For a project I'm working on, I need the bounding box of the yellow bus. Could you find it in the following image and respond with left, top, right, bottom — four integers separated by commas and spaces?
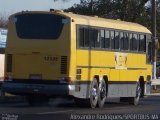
2, 10, 152, 108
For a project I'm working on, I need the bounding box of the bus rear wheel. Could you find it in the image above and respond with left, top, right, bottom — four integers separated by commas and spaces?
129, 82, 141, 105
98, 79, 106, 108
74, 79, 99, 108
89, 79, 99, 108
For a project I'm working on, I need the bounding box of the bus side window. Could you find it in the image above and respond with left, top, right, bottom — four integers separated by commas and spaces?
120, 32, 124, 50
139, 34, 146, 52
79, 27, 84, 47
129, 33, 133, 50
111, 31, 115, 49
124, 33, 129, 50
132, 34, 138, 51
105, 30, 110, 49
84, 28, 89, 48
100, 29, 105, 48
115, 31, 119, 49
90, 28, 95, 48
94, 29, 100, 48
78, 27, 89, 48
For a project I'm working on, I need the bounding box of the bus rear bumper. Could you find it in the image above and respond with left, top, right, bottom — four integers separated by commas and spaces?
2, 82, 71, 96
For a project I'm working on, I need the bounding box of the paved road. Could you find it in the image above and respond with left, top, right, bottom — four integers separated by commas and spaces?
0, 94, 160, 120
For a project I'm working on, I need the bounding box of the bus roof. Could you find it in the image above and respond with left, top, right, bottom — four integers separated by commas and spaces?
61, 12, 151, 34
10, 11, 151, 34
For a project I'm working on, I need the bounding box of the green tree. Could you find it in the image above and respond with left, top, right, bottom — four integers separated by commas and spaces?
0, 13, 8, 28
66, 0, 95, 15
67, 0, 160, 38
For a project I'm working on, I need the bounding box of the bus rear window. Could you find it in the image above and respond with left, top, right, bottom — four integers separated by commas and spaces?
15, 13, 66, 39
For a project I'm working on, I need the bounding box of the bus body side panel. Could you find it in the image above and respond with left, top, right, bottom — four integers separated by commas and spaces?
74, 49, 152, 98
71, 22, 152, 99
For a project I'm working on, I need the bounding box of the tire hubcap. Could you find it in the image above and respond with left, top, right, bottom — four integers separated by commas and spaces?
91, 87, 98, 100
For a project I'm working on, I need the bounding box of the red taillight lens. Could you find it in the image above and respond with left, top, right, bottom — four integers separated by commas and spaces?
4, 73, 12, 81
64, 77, 72, 83
60, 77, 72, 84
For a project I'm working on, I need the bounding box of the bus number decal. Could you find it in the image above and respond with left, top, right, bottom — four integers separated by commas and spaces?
44, 56, 58, 62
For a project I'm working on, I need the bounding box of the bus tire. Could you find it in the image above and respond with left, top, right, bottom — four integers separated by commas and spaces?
97, 79, 106, 108
89, 78, 99, 108
129, 82, 141, 105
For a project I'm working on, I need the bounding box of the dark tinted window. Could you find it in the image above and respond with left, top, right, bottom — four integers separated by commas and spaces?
77, 25, 147, 53
94, 29, 100, 48
105, 30, 110, 48
100, 30, 105, 48
121, 32, 129, 50
111, 31, 115, 49
78, 27, 89, 48
15, 14, 66, 39
120, 32, 124, 49
124, 33, 129, 50
90, 29, 95, 47
79, 28, 84, 47
139, 34, 146, 52
84, 28, 89, 47
132, 34, 138, 51
90, 29, 100, 48
115, 31, 119, 49
129, 33, 133, 50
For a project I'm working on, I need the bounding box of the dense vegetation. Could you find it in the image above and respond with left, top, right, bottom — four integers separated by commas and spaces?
67, 0, 160, 38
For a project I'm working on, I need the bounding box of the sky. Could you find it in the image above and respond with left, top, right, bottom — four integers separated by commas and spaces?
0, 0, 80, 17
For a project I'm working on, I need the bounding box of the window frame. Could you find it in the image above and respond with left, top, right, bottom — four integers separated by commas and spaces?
139, 34, 146, 52
77, 25, 90, 49
76, 24, 148, 54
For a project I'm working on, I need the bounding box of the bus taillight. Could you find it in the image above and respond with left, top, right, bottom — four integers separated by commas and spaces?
60, 77, 72, 84
4, 73, 12, 81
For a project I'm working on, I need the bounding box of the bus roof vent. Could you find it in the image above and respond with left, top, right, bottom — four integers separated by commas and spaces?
50, 9, 64, 13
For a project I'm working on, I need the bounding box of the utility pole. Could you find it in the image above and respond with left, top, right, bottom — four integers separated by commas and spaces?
152, 0, 157, 80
